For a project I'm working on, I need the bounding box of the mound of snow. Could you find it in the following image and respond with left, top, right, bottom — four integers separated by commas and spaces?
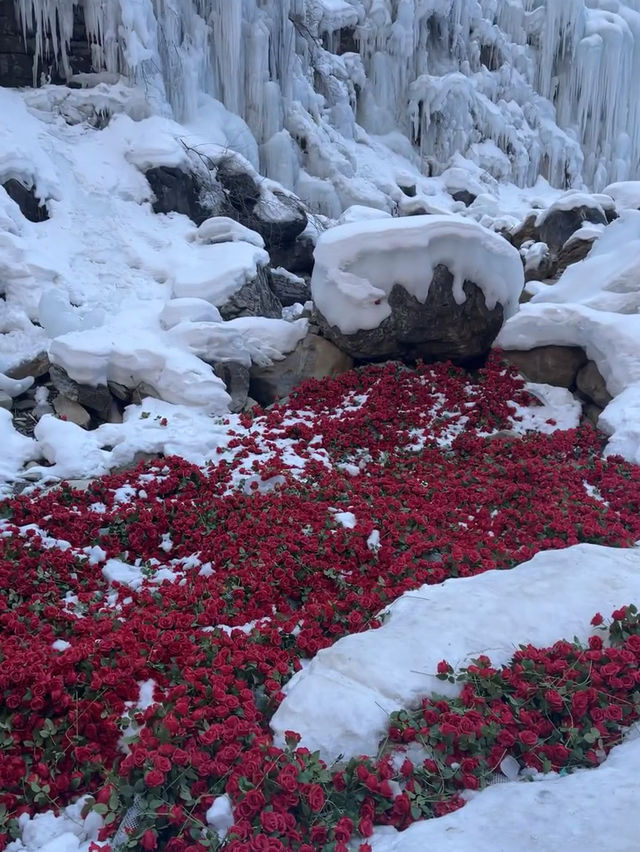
311, 215, 524, 336
271, 544, 640, 762
370, 732, 640, 852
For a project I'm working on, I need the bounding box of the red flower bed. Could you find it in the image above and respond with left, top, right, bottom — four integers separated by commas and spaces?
1, 356, 640, 850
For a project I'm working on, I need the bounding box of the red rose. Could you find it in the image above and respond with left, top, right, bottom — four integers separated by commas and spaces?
358, 817, 373, 838
497, 729, 515, 747
309, 826, 327, 845
590, 612, 604, 626
334, 817, 353, 843
604, 704, 623, 722
462, 773, 479, 790
306, 783, 325, 813
518, 730, 538, 747
544, 690, 564, 712
144, 769, 165, 787
139, 830, 158, 851
153, 755, 172, 773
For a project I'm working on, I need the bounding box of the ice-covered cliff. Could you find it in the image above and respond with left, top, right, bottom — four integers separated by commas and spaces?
9, 1, 640, 200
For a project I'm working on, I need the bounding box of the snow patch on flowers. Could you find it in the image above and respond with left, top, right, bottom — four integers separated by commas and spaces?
272, 544, 640, 761
370, 733, 640, 852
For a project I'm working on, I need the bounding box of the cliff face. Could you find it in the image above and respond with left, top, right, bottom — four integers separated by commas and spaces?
1, 1, 640, 195
0, 0, 91, 86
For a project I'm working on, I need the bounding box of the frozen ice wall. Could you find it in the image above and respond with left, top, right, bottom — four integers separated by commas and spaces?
10, 0, 640, 194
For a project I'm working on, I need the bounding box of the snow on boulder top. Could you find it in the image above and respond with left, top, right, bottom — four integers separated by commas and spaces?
311, 215, 524, 336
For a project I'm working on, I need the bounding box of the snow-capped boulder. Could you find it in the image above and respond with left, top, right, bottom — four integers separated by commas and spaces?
216, 267, 283, 321
267, 268, 311, 308
145, 164, 230, 225
312, 216, 524, 364
535, 192, 614, 251
216, 155, 308, 251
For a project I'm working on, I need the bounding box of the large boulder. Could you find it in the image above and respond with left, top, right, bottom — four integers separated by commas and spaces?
501, 345, 587, 388
145, 165, 229, 225
249, 333, 353, 406
534, 192, 614, 252
216, 156, 308, 252
312, 215, 523, 364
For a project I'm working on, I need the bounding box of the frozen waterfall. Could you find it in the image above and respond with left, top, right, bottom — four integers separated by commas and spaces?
11, 0, 640, 195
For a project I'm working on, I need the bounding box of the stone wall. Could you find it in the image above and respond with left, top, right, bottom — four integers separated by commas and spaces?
0, 0, 92, 88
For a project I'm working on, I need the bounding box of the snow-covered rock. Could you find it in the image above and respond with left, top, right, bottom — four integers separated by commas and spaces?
312, 215, 523, 363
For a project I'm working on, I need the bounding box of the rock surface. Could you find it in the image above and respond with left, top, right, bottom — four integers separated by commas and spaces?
576, 360, 612, 409
217, 267, 283, 321
537, 204, 608, 252
49, 365, 113, 421
249, 334, 353, 406
317, 265, 506, 364
501, 346, 587, 388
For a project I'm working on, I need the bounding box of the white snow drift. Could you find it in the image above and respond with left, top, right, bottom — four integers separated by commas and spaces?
271, 544, 640, 761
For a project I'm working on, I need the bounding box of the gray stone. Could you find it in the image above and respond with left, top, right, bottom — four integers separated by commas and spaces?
108, 381, 130, 402
246, 192, 308, 251
53, 395, 91, 428
576, 360, 612, 408
269, 235, 316, 275
218, 266, 283, 320
213, 361, 250, 413
555, 236, 596, 276
215, 157, 308, 251
145, 165, 229, 226
268, 268, 311, 307
451, 189, 477, 207
6, 352, 50, 380
582, 402, 604, 428
316, 265, 505, 364
502, 346, 587, 387
510, 213, 540, 249
130, 382, 161, 405
537, 205, 607, 252
249, 333, 353, 406
49, 365, 113, 420
0, 391, 12, 410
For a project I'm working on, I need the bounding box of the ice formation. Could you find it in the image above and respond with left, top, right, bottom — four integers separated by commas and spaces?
311, 215, 524, 335
11, 0, 640, 195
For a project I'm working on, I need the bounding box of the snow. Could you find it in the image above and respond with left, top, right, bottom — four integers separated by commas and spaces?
271, 544, 640, 762
312, 215, 524, 335
206, 795, 234, 840
370, 732, 640, 852
498, 211, 640, 463
604, 180, 640, 210
0, 410, 38, 491
508, 383, 582, 434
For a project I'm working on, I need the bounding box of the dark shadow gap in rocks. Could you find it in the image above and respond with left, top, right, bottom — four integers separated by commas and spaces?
2, 179, 49, 221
